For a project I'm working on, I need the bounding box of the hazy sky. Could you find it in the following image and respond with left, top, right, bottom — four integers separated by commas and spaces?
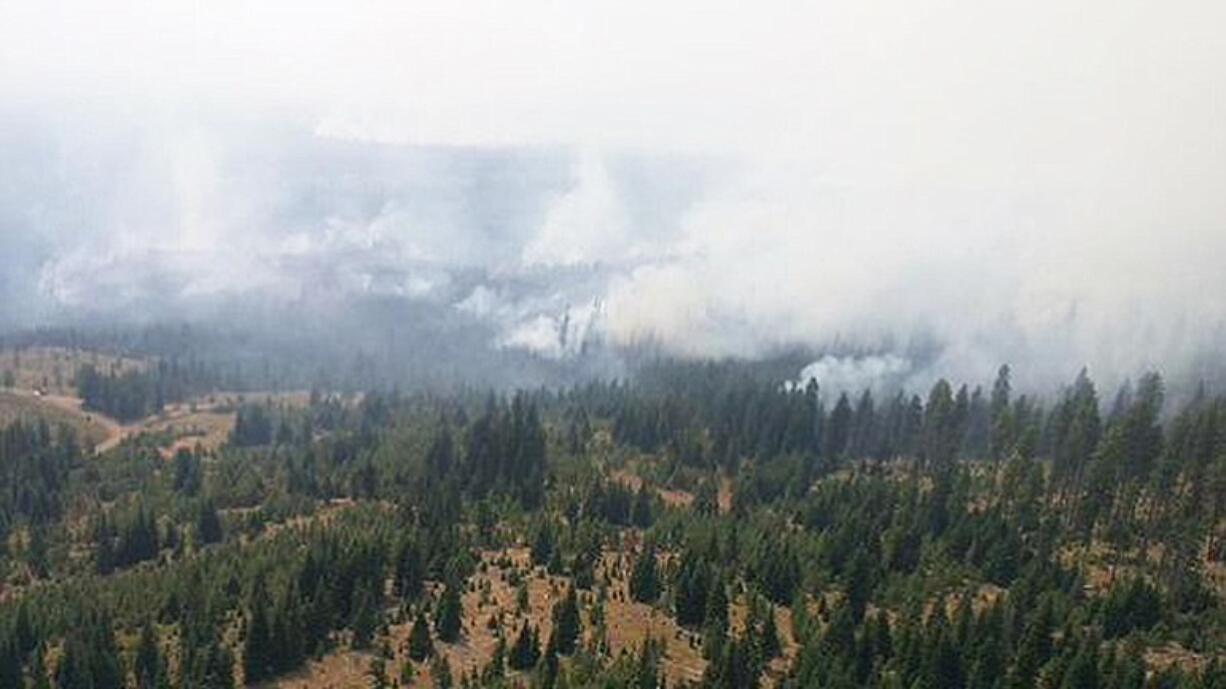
2, 0, 1225, 391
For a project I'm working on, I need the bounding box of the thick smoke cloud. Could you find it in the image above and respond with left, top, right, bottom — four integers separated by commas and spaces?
2, 1, 1225, 394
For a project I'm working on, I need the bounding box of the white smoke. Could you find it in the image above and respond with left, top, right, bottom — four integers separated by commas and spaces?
796, 355, 913, 399
523, 148, 636, 268
3, 0, 1226, 392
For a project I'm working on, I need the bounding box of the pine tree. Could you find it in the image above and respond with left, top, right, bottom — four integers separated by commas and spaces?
674, 550, 710, 628
531, 521, 555, 568
244, 599, 274, 682
201, 637, 236, 689
703, 575, 731, 659
135, 619, 169, 689
845, 548, 874, 623
1060, 640, 1100, 689
629, 542, 660, 604
537, 633, 560, 689
990, 365, 1014, 460
552, 586, 581, 655
509, 621, 541, 671
197, 499, 224, 545
759, 604, 781, 661
436, 581, 463, 643
395, 537, 426, 600
409, 611, 435, 661
0, 636, 21, 689
351, 584, 379, 649
1009, 598, 1054, 689
632, 486, 654, 528
827, 393, 854, 459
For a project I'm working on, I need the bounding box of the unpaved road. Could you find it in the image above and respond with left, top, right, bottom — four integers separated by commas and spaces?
9, 389, 136, 454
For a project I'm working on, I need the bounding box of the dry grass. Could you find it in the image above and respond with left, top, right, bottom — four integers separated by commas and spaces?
611, 468, 696, 510
1145, 643, 1212, 675
258, 651, 376, 689
595, 549, 708, 687
145, 410, 236, 458
260, 544, 720, 689
0, 391, 111, 447
0, 346, 146, 397
78, 389, 312, 456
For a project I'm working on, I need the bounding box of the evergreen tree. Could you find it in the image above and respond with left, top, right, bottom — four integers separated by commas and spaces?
395, 536, 426, 600
436, 581, 464, 643
1009, 598, 1054, 689
409, 610, 435, 661
759, 603, 781, 661
244, 600, 274, 682
350, 583, 380, 649
827, 393, 854, 459
509, 621, 541, 671
990, 365, 1014, 460
552, 586, 581, 656
0, 636, 21, 689
134, 619, 169, 689
200, 636, 236, 689
1060, 640, 1100, 689
629, 542, 660, 604
197, 500, 224, 545
531, 520, 555, 568
674, 549, 711, 628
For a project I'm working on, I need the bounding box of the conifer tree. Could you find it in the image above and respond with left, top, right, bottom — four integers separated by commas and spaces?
436, 581, 464, 643
244, 596, 274, 682
552, 586, 581, 655
509, 621, 541, 671
395, 537, 425, 600
409, 610, 435, 661
629, 542, 660, 604
135, 619, 169, 689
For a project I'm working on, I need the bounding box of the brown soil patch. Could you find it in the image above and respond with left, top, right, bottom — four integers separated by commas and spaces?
264, 544, 712, 689
0, 391, 111, 448
0, 346, 147, 397
1145, 643, 1212, 675
611, 468, 696, 510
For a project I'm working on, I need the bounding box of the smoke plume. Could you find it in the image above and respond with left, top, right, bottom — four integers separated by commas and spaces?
2, 0, 1225, 393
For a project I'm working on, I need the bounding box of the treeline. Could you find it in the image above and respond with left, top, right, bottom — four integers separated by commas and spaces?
76, 359, 220, 422
0, 505, 472, 688
2, 360, 1226, 688
0, 420, 79, 528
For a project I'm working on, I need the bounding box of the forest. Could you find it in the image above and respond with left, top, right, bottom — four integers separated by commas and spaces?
1, 351, 1225, 689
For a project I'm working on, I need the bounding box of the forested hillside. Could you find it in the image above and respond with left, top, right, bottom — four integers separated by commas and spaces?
1, 359, 1225, 689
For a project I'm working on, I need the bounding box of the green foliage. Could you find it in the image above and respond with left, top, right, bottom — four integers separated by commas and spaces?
552, 586, 581, 656
409, 610, 435, 661
629, 541, 660, 604
509, 620, 542, 671
435, 580, 463, 643
1101, 578, 1161, 639
1, 360, 1224, 689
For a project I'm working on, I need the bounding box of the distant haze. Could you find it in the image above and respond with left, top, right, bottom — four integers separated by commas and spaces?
2, 1, 1225, 394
